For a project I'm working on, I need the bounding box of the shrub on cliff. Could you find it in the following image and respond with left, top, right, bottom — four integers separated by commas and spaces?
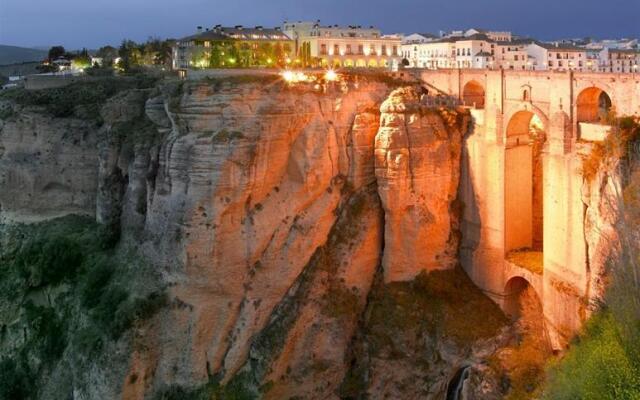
543, 312, 640, 400
0, 215, 165, 399
0, 75, 158, 120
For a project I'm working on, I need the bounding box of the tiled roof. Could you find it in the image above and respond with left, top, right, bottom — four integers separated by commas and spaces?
536, 42, 586, 51
179, 27, 291, 42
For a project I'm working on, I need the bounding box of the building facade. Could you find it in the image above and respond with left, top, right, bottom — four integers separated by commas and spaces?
282, 21, 402, 68
172, 25, 294, 69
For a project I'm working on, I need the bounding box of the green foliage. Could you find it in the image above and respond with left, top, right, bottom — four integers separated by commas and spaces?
47, 46, 66, 61
0, 216, 165, 399
15, 236, 83, 288
0, 356, 34, 400
0, 76, 157, 119
543, 313, 640, 400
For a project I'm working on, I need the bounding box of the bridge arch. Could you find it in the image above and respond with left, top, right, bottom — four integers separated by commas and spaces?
576, 86, 613, 124
462, 80, 485, 109
504, 110, 546, 256
504, 276, 541, 320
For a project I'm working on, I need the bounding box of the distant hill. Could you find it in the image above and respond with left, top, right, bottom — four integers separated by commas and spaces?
0, 45, 47, 66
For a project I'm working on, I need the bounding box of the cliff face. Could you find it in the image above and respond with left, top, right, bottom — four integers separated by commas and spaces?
375, 88, 466, 282
0, 78, 496, 400
0, 101, 99, 223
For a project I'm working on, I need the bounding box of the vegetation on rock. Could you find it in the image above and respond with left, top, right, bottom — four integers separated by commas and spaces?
544, 117, 640, 399
0, 76, 157, 120
0, 216, 165, 400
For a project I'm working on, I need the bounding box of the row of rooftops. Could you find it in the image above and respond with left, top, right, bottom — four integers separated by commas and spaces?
176, 22, 639, 55
403, 31, 639, 53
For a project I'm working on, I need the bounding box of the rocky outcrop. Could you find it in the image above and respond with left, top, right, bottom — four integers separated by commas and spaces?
375, 87, 469, 282
125, 79, 392, 394
0, 80, 496, 400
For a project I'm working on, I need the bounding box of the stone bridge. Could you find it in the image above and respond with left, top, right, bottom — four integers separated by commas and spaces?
415, 69, 640, 347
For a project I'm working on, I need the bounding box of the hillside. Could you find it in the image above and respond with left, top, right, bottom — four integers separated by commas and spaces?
0, 44, 47, 65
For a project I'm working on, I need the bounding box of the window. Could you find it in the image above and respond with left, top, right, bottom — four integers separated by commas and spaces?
334, 44, 339, 55
346, 44, 352, 54
358, 44, 364, 55
320, 44, 327, 55
392, 45, 397, 55
382, 45, 387, 55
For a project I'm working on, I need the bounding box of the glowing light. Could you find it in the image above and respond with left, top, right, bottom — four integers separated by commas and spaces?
267, 58, 273, 64
281, 70, 310, 83
285, 57, 291, 64
324, 69, 338, 81
228, 58, 236, 64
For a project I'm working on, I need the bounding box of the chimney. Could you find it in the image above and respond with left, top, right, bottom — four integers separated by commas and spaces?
197, 26, 203, 33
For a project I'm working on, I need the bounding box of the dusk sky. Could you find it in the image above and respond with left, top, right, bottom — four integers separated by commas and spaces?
1, 0, 639, 49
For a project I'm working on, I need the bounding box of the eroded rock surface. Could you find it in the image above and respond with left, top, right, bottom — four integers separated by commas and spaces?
375, 87, 469, 282
0, 80, 505, 400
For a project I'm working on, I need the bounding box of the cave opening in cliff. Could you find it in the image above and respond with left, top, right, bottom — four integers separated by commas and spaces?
504, 111, 545, 273
462, 80, 485, 109
576, 86, 612, 125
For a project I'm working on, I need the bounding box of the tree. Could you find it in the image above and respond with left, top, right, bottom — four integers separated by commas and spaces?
71, 48, 91, 70
97, 46, 118, 67
117, 40, 142, 72
48, 46, 66, 61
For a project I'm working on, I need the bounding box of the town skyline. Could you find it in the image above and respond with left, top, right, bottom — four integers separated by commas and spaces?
1, 0, 639, 50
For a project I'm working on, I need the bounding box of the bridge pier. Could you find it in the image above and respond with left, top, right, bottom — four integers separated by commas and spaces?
416, 68, 640, 347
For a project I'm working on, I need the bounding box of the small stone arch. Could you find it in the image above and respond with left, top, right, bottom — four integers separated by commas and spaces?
368, 59, 378, 68
576, 86, 613, 124
356, 59, 367, 68
462, 80, 485, 109
343, 59, 354, 68
504, 276, 541, 319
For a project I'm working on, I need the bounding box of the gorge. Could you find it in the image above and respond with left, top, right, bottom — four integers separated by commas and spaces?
0, 70, 638, 399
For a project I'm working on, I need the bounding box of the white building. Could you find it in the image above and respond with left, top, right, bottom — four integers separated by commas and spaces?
600, 48, 640, 73
282, 21, 402, 69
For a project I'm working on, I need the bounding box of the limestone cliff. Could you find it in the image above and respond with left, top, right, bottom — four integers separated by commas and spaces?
0, 78, 503, 400
375, 87, 467, 282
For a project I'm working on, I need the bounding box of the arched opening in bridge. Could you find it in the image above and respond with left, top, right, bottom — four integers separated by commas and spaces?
462, 80, 485, 109
504, 111, 545, 272
502, 276, 552, 387
577, 87, 612, 124
504, 277, 538, 319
